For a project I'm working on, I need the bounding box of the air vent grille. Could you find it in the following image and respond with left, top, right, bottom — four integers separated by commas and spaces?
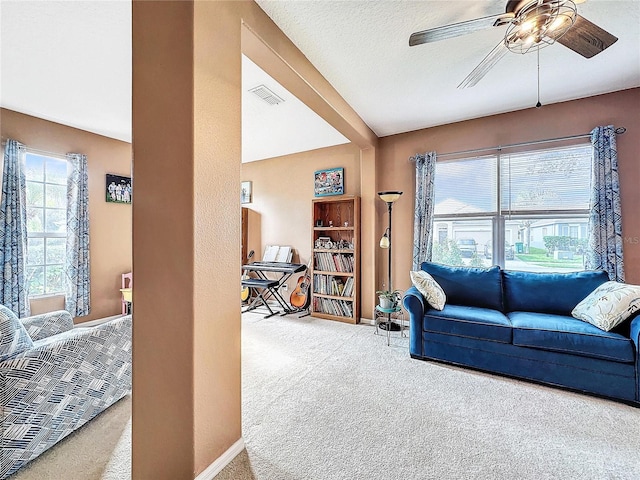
248, 84, 284, 106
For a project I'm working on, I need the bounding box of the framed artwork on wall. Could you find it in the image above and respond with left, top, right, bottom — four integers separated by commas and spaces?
106, 174, 132, 204
241, 181, 252, 204
314, 167, 344, 197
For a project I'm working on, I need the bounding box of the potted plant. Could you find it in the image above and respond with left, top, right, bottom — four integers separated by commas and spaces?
376, 289, 402, 309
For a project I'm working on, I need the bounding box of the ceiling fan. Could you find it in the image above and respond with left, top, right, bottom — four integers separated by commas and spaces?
409, 0, 618, 88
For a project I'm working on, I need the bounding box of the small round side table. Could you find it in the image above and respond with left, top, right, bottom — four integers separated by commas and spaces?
374, 305, 406, 346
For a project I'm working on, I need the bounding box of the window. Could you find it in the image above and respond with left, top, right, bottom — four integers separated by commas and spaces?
432, 144, 592, 272
25, 153, 68, 295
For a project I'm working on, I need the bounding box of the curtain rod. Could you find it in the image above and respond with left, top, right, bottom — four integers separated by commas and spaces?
413, 126, 627, 161
1, 139, 69, 160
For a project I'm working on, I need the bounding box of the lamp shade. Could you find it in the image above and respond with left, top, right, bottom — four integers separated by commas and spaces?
380, 234, 390, 249
378, 191, 403, 203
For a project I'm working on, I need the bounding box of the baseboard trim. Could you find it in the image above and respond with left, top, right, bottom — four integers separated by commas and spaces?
360, 317, 375, 326
195, 438, 245, 480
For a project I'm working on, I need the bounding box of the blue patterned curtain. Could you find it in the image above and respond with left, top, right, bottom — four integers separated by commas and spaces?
0, 140, 30, 317
411, 151, 437, 270
65, 153, 90, 316
586, 125, 624, 282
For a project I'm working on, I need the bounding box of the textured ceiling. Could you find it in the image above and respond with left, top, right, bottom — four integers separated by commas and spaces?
2, 1, 639, 159
242, 56, 348, 163
1, 0, 132, 142
256, 0, 640, 136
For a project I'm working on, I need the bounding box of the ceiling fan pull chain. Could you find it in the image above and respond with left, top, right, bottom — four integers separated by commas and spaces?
536, 46, 542, 108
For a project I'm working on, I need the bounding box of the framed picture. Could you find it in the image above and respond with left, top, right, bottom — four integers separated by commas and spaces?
241, 181, 252, 204
314, 167, 344, 197
106, 174, 132, 204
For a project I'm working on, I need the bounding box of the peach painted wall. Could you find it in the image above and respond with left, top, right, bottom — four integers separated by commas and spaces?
241, 142, 360, 271
377, 87, 640, 292
132, 1, 197, 478
1, 108, 132, 323
132, 0, 380, 476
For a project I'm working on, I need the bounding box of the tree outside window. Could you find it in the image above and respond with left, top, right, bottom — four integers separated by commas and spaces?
25, 153, 68, 295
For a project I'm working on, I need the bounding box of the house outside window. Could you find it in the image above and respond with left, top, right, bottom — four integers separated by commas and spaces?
25, 153, 68, 295
431, 143, 592, 272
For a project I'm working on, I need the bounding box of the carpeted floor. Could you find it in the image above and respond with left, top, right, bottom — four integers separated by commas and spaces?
9, 311, 640, 479
218, 312, 640, 479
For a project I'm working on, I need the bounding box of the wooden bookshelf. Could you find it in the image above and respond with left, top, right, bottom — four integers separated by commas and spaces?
311, 196, 360, 324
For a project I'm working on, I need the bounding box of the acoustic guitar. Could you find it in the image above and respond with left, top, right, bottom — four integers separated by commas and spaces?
241, 250, 255, 303
290, 261, 312, 309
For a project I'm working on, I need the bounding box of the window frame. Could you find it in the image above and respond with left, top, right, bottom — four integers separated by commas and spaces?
432, 143, 591, 270
24, 152, 68, 297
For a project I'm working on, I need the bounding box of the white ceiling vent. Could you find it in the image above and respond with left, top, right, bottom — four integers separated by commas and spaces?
248, 84, 285, 106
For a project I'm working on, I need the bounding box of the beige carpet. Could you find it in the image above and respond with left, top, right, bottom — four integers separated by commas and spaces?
8, 311, 640, 479
9, 395, 131, 480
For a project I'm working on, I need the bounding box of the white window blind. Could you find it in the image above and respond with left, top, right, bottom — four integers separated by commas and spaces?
500, 144, 592, 213
434, 155, 497, 215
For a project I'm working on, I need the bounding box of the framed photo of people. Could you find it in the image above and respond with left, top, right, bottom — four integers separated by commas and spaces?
314, 167, 344, 197
106, 174, 132, 204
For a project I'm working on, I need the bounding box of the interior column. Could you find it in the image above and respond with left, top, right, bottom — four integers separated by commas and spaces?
132, 1, 241, 478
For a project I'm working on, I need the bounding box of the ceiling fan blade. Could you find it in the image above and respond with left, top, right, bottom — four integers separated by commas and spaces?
458, 40, 509, 89
409, 12, 514, 46
557, 14, 618, 58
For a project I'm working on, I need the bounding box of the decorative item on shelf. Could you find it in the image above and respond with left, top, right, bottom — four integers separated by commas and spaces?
315, 236, 332, 249
315, 219, 323, 227
337, 239, 351, 250
378, 190, 403, 332
314, 167, 344, 197
376, 289, 403, 310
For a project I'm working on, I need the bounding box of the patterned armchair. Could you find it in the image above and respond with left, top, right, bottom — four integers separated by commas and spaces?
0, 306, 132, 478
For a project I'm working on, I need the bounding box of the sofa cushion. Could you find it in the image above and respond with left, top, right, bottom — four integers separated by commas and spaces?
423, 304, 512, 343
410, 270, 446, 310
509, 311, 635, 363
421, 262, 503, 311
0, 305, 34, 362
572, 281, 640, 332
503, 270, 609, 315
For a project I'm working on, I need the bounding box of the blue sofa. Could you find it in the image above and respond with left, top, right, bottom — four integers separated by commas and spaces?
403, 262, 640, 405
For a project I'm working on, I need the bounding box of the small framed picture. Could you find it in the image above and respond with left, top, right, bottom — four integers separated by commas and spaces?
106, 174, 132, 204
241, 181, 252, 204
314, 167, 344, 197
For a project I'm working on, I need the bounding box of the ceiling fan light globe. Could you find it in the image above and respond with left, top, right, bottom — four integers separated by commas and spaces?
549, 15, 568, 31
505, 0, 577, 54
520, 19, 535, 32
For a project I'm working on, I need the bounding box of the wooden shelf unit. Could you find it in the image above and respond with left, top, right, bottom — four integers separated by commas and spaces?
311, 196, 360, 324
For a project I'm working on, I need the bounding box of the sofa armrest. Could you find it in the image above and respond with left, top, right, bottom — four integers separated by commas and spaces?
403, 286, 426, 356
631, 315, 640, 353
19, 310, 74, 341
403, 286, 425, 317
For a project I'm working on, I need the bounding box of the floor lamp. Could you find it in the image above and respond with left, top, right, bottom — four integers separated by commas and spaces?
378, 190, 403, 331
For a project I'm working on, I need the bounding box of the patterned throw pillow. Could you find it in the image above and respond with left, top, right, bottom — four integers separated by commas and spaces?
410, 270, 446, 311
571, 281, 640, 332
0, 305, 34, 362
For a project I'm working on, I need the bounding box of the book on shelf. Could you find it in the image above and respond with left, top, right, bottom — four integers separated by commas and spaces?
314, 251, 354, 273
313, 274, 354, 298
312, 297, 354, 318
